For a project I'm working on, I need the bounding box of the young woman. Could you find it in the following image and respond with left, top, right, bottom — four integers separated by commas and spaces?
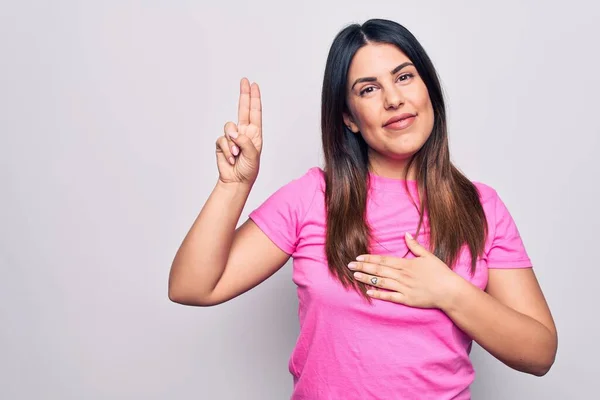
168, 19, 557, 400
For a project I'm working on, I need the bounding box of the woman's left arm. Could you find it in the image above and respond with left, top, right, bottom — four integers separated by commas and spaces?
350, 233, 558, 376
440, 267, 557, 376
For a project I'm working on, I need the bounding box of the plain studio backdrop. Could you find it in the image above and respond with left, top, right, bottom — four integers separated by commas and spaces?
1, 1, 598, 399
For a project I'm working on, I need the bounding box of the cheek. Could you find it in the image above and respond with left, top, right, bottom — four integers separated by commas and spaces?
351, 102, 380, 130
412, 84, 432, 112
413, 88, 434, 133
422, 98, 434, 131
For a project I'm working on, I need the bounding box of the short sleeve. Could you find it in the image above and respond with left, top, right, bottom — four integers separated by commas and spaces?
248, 167, 321, 255
485, 189, 533, 269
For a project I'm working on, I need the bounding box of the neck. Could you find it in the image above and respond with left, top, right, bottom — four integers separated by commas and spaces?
368, 151, 416, 180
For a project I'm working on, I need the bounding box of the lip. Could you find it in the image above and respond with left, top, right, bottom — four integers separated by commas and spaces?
383, 113, 417, 128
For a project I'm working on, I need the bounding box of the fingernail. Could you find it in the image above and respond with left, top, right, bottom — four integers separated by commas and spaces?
348, 262, 358, 270
405, 232, 413, 240
353, 272, 363, 279
232, 145, 239, 156
229, 156, 235, 165
229, 131, 238, 139
366, 290, 374, 296
356, 256, 365, 261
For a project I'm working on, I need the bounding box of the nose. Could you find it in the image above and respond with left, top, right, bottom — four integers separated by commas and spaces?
384, 86, 404, 110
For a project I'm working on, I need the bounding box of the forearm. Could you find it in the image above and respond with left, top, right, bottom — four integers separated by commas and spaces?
440, 277, 557, 376
169, 180, 252, 301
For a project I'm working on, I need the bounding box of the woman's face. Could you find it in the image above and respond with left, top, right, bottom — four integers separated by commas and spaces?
344, 43, 434, 176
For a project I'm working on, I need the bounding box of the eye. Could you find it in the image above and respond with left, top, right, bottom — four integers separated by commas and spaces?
359, 86, 377, 96
397, 73, 415, 82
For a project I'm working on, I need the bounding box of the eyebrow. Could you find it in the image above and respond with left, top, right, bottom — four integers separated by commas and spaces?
350, 62, 414, 90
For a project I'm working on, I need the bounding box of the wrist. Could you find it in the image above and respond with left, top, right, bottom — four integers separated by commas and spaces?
438, 272, 469, 313
216, 178, 253, 191
215, 179, 254, 198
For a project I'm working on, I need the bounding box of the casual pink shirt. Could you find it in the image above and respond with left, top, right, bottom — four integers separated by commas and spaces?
249, 167, 532, 400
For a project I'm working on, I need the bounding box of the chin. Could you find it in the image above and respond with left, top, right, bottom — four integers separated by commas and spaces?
387, 141, 425, 158
378, 147, 418, 161
366, 134, 428, 160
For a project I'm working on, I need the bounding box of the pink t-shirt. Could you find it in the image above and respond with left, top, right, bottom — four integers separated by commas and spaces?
249, 167, 532, 400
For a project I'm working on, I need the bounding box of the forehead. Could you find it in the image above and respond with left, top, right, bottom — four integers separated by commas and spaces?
348, 43, 411, 78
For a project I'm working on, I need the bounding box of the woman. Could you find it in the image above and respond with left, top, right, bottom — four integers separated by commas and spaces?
168, 19, 557, 399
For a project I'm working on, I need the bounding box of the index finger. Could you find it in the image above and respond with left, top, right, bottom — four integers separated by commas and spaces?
356, 254, 406, 268
249, 82, 262, 130
238, 78, 251, 126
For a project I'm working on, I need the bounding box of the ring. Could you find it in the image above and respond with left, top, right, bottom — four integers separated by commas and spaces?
370, 277, 378, 285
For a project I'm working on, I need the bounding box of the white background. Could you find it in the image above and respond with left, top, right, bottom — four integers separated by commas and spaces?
1, 1, 598, 398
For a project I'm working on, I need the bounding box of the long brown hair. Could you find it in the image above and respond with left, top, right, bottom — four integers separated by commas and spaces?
321, 19, 488, 301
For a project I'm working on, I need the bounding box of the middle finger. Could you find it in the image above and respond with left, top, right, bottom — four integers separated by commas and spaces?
348, 261, 401, 279
352, 272, 400, 292
238, 78, 251, 126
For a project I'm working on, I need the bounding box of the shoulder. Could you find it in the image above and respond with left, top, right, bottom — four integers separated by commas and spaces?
472, 181, 499, 203
277, 166, 324, 195
257, 166, 324, 210
471, 181, 531, 264
471, 181, 503, 221
249, 167, 324, 254
472, 181, 507, 212
471, 181, 518, 228
297, 166, 325, 186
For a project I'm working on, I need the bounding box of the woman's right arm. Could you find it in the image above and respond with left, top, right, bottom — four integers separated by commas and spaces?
168, 78, 289, 306
168, 181, 289, 306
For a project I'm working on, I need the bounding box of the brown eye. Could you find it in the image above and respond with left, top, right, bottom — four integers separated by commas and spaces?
359, 86, 376, 96
398, 73, 414, 82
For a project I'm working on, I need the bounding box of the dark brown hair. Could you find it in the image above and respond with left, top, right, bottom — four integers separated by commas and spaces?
321, 19, 488, 301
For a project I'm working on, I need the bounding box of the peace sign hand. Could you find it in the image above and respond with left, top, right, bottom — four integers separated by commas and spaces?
215, 78, 263, 185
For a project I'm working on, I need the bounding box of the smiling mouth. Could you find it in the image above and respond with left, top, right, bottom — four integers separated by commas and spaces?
384, 115, 416, 130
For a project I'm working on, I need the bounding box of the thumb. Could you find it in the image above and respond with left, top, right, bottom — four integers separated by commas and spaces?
404, 232, 428, 257
229, 131, 259, 160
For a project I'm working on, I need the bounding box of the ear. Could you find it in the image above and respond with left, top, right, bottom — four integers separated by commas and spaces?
342, 112, 360, 133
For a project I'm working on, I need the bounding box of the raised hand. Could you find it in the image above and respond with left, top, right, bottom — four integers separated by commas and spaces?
215, 78, 263, 185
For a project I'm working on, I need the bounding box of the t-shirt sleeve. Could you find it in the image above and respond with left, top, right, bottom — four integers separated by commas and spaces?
484, 187, 533, 269
248, 167, 321, 255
